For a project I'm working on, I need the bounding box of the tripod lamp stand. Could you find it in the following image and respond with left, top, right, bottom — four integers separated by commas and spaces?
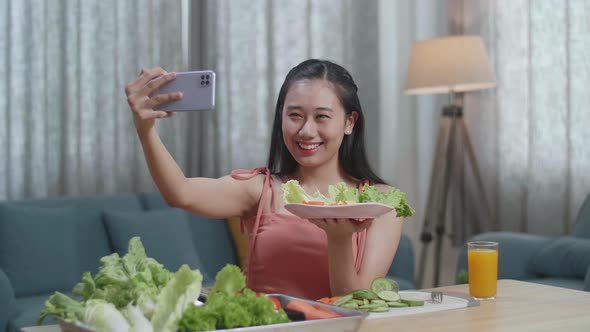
404, 36, 496, 287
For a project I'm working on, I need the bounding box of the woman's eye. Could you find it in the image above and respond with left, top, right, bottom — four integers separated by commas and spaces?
289, 113, 302, 118
317, 114, 330, 119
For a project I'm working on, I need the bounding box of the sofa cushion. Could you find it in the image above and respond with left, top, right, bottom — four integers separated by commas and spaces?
103, 209, 210, 281
573, 194, 590, 239
12, 192, 143, 212
139, 192, 239, 279
0, 203, 97, 297
0, 268, 16, 332
530, 236, 590, 278
11, 193, 143, 276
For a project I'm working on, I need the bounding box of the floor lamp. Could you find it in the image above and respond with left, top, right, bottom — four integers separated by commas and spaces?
404, 36, 497, 288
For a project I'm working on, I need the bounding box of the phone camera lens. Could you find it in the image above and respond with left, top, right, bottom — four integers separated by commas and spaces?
206, 74, 210, 79
206, 81, 210, 86
200, 81, 205, 86
201, 75, 205, 79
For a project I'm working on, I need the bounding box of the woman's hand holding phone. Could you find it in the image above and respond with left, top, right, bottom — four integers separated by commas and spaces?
124, 67, 182, 134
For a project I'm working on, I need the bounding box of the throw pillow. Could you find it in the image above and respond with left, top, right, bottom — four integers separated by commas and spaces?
103, 209, 209, 280
0, 203, 84, 296
530, 236, 590, 278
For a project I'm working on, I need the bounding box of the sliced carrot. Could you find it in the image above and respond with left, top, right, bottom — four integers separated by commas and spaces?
302, 201, 325, 205
269, 297, 281, 310
317, 297, 331, 304
286, 299, 340, 320
328, 296, 342, 304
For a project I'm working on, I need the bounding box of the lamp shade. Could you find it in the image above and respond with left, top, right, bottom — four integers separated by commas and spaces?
404, 36, 496, 95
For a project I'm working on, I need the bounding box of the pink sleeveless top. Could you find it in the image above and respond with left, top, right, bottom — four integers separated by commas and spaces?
231, 167, 367, 300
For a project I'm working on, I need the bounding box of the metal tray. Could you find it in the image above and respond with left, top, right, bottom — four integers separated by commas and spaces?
59, 293, 368, 332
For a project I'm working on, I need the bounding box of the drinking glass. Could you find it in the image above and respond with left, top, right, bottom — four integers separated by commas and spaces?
467, 241, 498, 300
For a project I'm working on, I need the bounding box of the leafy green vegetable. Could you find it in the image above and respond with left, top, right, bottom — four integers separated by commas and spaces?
82, 300, 131, 332
282, 180, 314, 203
207, 264, 245, 299
178, 265, 289, 331
39, 239, 290, 332
122, 303, 153, 332
328, 182, 360, 204
282, 180, 415, 217
38, 237, 202, 332
151, 265, 203, 332
77, 237, 172, 312
38, 292, 85, 325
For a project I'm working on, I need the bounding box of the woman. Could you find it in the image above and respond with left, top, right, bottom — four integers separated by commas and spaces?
124, 59, 406, 300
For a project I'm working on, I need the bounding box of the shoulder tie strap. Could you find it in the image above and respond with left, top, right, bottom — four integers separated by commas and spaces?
230, 167, 272, 283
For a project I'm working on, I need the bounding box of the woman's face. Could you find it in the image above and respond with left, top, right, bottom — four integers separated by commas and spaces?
281, 79, 357, 169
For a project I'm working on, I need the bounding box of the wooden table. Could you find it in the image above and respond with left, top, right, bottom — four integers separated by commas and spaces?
23, 280, 590, 332
359, 279, 590, 332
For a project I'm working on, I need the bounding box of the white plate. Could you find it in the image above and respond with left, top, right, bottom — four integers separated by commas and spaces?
284, 203, 394, 220
365, 291, 474, 320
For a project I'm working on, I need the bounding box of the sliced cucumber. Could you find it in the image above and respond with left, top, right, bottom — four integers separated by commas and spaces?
368, 306, 389, 312
358, 303, 389, 312
341, 302, 359, 309
350, 289, 379, 300
371, 277, 400, 293
333, 294, 353, 306
401, 298, 425, 307
387, 301, 408, 308
377, 290, 401, 302
370, 299, 386, 305
351, 299, 365, 305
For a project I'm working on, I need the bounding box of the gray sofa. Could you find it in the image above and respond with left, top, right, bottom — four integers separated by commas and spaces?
0, 191, 416, 332
457, 194, 590, 291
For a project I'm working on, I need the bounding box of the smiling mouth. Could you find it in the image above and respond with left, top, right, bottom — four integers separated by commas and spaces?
297, 142, 322, 150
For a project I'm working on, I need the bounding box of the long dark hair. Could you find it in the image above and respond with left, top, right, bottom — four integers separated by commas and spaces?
267, 59, 386, 184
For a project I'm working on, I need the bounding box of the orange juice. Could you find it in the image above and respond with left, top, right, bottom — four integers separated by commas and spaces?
467, 245, 498, 299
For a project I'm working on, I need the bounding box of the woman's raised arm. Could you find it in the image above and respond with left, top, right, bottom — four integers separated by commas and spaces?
125, 67, 261, 219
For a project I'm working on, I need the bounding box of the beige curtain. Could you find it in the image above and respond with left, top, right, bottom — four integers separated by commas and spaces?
1, 0, 383, 201
0, 0, 188, 200
202, 0, 382, 176
453, 0, 590, 236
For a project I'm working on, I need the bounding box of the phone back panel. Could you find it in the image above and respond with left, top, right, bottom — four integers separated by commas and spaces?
155, 70, 216, 112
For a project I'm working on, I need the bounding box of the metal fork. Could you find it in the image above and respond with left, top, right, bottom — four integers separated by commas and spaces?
431, 291, 443, 304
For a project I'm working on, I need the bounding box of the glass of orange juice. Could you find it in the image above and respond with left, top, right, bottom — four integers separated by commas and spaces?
467, 241, 498, 300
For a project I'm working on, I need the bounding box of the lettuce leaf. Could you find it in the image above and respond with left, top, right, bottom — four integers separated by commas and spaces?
207, 264, 245, 299
82, 300, 130, 332
150, 264, 203, 332
328, 182, 359, 204
282, 180, 315, 203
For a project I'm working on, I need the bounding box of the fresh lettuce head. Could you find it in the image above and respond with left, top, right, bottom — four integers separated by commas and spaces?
77, 237, 172, 311
179, 265, 289, 331
39, 236, 198, 332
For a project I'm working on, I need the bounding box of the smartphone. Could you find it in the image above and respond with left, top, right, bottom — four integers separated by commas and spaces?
155, 70, 216, 112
